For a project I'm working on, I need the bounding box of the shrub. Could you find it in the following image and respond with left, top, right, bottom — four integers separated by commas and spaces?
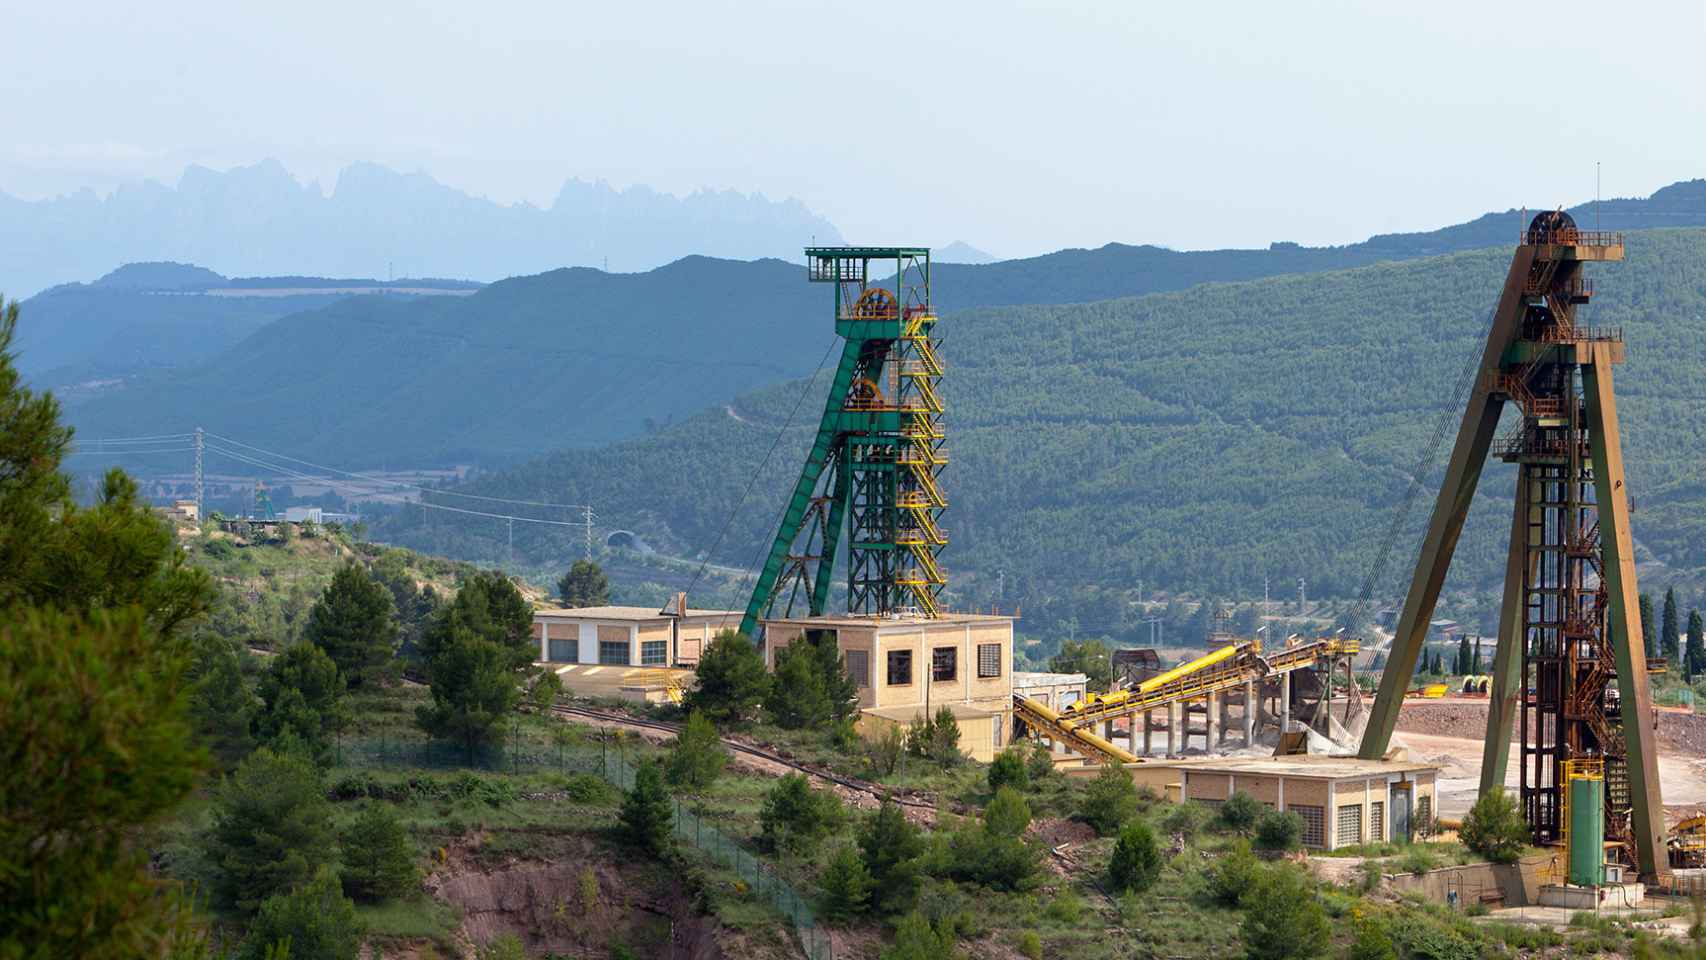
1399, 846, 1439, 876
665, 710, 727, 791
906, 707, 964, 768
1253, 810, 1304, 853
1162, 801, 1208, 840
619, 760, 674, 853
1347, 917, 1398, 960
1220, 791, 1263, 833
238, 867, 364, 960
1240, 864, 1329, 960
866, 723, 905, 777
563, 772, 619, 805
942, 787, 1043, 891
818, 844, 872, 921
1107, 819, 1163, 893
340, 804, 418, 903
477, 933, 526, 960
760, 773, 844, 854
1077, 761, 1138, 835
880, 910, 958, 960
988, 748, 1030, 792
1016, 930, 1043, 960
1459, 787, 1528, 864
1025, 742, 1057, 782
1206, 840, 1262, 906
1043, 889, 1084, 924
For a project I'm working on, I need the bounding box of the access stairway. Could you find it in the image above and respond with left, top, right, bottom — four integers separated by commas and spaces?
1012, 637, 1361, 765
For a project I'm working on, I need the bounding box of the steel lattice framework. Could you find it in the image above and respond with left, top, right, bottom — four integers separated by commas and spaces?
1359, 213, 1666, 881
739, 247, 945, 638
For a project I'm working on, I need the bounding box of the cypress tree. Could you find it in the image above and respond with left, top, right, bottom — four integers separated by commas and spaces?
1639, 593, 1657, 658
1687, 610, 1705, 681
1664, 589, 1682, 665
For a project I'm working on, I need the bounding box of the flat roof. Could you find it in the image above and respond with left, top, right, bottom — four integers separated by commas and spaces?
865, 702, 999, 722
1142, 755, 1438, 780
1013, 671, 1089, 688
536, 605, 741, 622
762, 612, 1013, 629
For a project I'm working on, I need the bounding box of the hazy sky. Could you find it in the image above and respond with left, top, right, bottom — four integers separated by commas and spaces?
6, 1, 1704, 259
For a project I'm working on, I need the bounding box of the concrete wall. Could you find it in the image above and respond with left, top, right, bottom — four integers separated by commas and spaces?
1381, 853, 1552, 908
857, 710, 998, 763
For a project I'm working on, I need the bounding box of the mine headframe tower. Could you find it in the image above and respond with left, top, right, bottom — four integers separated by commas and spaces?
738, 247, 945, 640
1359, 213, 1666, 881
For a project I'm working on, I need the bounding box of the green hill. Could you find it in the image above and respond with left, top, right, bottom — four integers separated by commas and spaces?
371, 230, 1706, 637
58, 180, 1706, 468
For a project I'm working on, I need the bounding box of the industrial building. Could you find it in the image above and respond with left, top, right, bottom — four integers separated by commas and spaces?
1117, 755, 1441, 850
763, 612, 1015, 761
533, 605, 739, 667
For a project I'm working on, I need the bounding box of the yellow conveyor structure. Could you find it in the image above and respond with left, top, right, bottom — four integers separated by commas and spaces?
1011, 637, 1360, 765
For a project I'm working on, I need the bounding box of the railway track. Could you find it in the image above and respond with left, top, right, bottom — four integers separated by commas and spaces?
550, 704, 938, 812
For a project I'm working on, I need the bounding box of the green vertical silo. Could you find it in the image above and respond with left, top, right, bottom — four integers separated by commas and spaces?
1568, 776, 1604, 886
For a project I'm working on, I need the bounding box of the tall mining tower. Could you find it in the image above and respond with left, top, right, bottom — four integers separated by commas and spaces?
1359, 213, 1666, 880
738, 247, 945, 639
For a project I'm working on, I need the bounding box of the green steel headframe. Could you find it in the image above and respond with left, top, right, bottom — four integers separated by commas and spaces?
738, 247, 946, 639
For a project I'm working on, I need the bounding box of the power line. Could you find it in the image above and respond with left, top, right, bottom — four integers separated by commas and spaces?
201, 431, 590, 510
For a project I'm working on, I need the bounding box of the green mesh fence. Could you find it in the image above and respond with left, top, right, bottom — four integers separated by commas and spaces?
601, 751, 834, 960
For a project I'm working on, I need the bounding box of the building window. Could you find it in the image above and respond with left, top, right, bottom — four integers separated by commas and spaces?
548, 638, 577, 663
978, 643, 1002, 678
1416, 795, 1433, 836
887, 650, 912, 686
1335, 804, 1363, 849
641, 640, 667, 666
845, 650, 870, 688
599, 641, 630, 665
1291, 805, 1326, 848
932, 647, 957, 682
993, 714, 1004, 747
1370, 801, 1385, 842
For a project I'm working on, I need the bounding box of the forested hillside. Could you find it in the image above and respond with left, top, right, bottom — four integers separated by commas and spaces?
60, 179, 1706, 468
374, 230, 1706, 636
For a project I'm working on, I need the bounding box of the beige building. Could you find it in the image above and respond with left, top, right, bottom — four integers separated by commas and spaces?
763, 612, 1015, 761
534, 605, 741, 669
1115, 755, 1440, 849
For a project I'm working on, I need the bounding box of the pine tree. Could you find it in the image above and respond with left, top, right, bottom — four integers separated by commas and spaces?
256, 640, 349, 763
1241, 864, 1330, 960
818, 844, 871, 921
620, 760, 674, 853
340, 805, 418, 903
415, 629, 520, 757
238, 867, 364, 960
557, 559, 611, 607
665, 709, 727, 791
419, 571, 534, 670
1663, 588, 1682, 665
1687, 610, 1705, 681
190, 633, 259, 768
205, 745, 338, 912
682, 630, 770, 725
1107, 818, 1163, 893
303, 563, 398, 687
858, 797, 925, 915
1640, 593, 1657, 658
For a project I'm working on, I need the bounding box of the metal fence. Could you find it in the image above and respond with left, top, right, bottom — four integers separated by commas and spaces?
337, 733, 833, 960
600, 750, 834, 960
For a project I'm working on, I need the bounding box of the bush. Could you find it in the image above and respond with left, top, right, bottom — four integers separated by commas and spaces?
1107, 819, 1163, 893
988, 748, 1030, 792
906, 707, 964, 768
1205, 840, 1262, 906
665, 710, 727, 791
942, 787, 1043, 891
681, 631, 770, 725
818, 844, 872, 921
1221, 791, 1263, 833
238, 867, 364, 960
619, 760, 673, 853
1347, 917, 1398, 960
1077, 762, 1138, 835
1240, 864, 1329, 960
881, 910, 958, 960
1459, 787, 1528, 864
866, 723, 905, 777
1043, 889, 1084, 924
1253, 810, 1304, 853
340, 804, 418, 903
1161, 801, 1208, 840
1399, 846, 1439, 876
760, 773, 844, 854
1025, 742, 1057, 782
563, 772, 619, 805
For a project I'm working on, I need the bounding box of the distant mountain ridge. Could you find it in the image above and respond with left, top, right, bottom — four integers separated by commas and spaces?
51, 177, 1706, 470
0, 159, 844, 297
